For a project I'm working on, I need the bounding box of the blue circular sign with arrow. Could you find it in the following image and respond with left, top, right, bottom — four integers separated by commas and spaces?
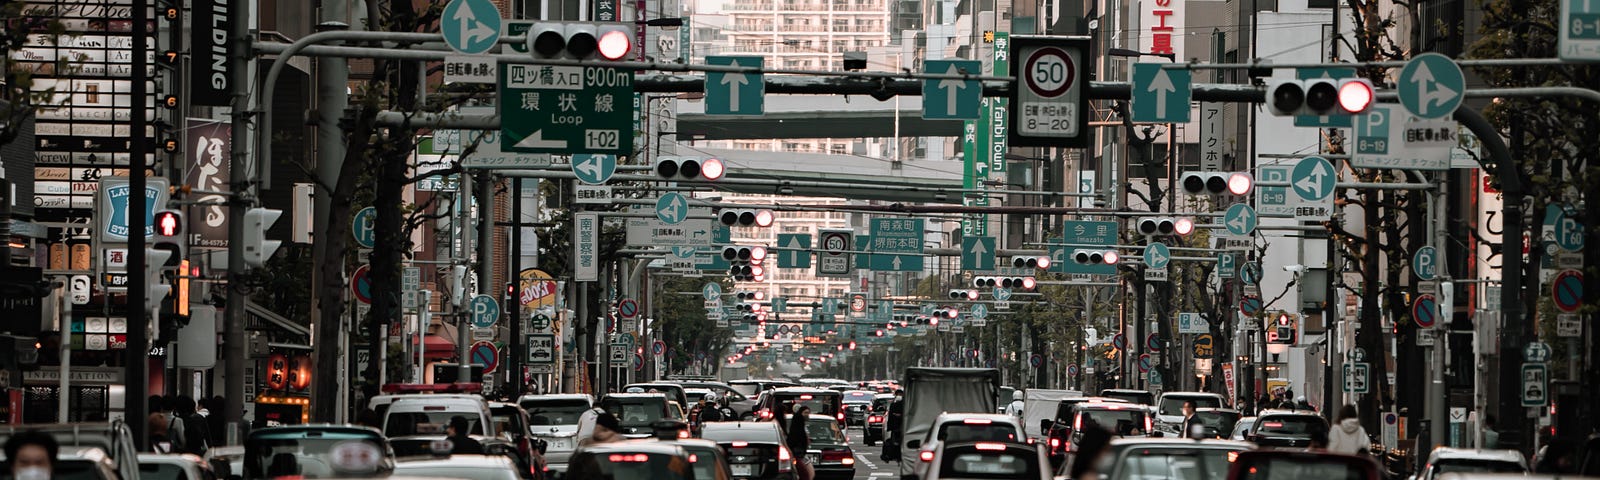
1292, 156, 1336, 203
1397, 53, 1464, 120
571, 154, 617, 185
1224, 203, 1257, 237
656, 192, 688, 224
441, 0, 502, 55
1144, 242, 1171, 269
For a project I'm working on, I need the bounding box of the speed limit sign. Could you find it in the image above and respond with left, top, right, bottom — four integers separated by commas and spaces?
1009, 35, 1090, 147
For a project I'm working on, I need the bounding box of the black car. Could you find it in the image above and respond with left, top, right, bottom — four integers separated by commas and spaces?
864, 394, 893, 446
1188, 408, 1242, 439
598, 393, 672, 438
1042, 397, 1129, 468
489, 401, 547, 478
1059, 437, 1254, 480
1245, 410, 1330, 449
699, 421, 796, 480
1099, 388, 1154, 406
804, 417, 856, 480
565, 441, 696, 480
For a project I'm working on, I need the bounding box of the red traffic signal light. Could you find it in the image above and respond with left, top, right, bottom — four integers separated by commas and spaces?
1337, 79, 1375, 114
155, 210, 183, 238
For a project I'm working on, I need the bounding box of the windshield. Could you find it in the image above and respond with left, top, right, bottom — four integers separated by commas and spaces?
1255, 416, 1325, 436
601, 398, 667, 427
939, 450, 1039, 480
1079, 409, 1149, 436
245, 436, 389, 479
384, 411, 484, 437
1434, 459, 1525, 474
140, 463, 190, 480
872, 398, 892, 411
682, 445, 729, 480
524, 399, 591, 426
730, 383, 761, 397
937, 422, 1021, 443
1103, 392, 1153, 405
843, 391, 875, 403
1193, 412, 1241, 432
396, 464, 519, 480
775, 393, 841, 415
1110, 449, 1237, 480
568, 451, 693, 480
1160, 396, 1222, 416
808, 419, 847, 444
701, 425, 782, 444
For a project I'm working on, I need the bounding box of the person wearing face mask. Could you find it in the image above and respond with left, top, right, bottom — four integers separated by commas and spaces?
6, 430, 59, 480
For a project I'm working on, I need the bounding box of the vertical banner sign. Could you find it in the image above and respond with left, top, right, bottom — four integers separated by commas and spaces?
574, 213, 600, 281
988, 32, 1010, 175
596, 0, 617, 21
1200, 103, 1223, 171
185, 120, 231, 247
1141, 0, 1185, 61
679, 15, 692, 63
961, 121, 988, 236
190, 0, 235, 106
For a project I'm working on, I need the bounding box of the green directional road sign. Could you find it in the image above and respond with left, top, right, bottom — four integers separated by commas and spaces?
1256, 164, 1294, 217
1295, 67, 1356, 128
1052, 220, 1118, 275
499, 64, 634, 155
776, 234, 812, 268
571, 154, 616, 185
961, 236, 997, 271
706, 56, 764, 116
868, 218, 926, 271
1398, 53, 1464, 120
1224, 203, 1257, 237
442, 0, 501, 55
1131, 63, 1191, 123
772, 296, 788, 313
923, 60, 982, 120
655, 192, 689, 224
1291, 156, 1336, 219
695, 226, 733, 271
1561, 0, 1600, 61
1144, 242, 1172, 269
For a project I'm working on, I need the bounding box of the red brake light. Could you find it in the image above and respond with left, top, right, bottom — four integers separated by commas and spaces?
689, 454, 699, 463
732, 441, 749, 447
678, 430, 690, 439
962, 418, 993, 425
1049, 438, 1061, 448
975, 442, 1006, 451
778, 445, 794, 473
919, 450, 935, 462
607, 454, 651, 463
799, 395, 814, 400
837, 412, 846, 421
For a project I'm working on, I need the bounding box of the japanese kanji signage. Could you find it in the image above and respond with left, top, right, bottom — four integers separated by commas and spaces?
1141, 0, 1186, 61
1200, 102, 1223, 171
499, 64, 635, 155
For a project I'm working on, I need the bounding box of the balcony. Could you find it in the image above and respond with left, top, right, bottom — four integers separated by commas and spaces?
728, 2, 773, 9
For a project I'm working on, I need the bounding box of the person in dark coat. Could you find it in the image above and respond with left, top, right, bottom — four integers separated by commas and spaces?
786, 406, 813, 480
446, 416, 484, 454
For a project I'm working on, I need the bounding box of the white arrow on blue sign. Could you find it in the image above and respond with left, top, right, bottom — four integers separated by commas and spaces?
777, 234, 812, 268
1292, 156, 1336, 220
702, 282, 722, 301
1398, 53, 1465, 120
1131, 63, 1192, 123
571, 154, 617, 185
961, 236, 997, 271
970, 303, 989, 320
1144, 242, 1171, 269
1413, 246, 1439, 281
470, 294, 500, 329
656, 192, 689, 224
1224, 203, 1257, 237
993, 288, 1013, 302
441, 0, 501, 55
922, 60, 982, 120
706, 56, 765, 116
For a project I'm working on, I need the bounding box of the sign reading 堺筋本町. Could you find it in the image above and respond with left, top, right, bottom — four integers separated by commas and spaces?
1141, 0, 1185, 62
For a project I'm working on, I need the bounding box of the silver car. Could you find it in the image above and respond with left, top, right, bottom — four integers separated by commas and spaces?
519, 393, 594, 474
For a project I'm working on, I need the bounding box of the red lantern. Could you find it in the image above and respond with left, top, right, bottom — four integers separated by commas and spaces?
266, 354, 289, 390
290, 354, 312, 391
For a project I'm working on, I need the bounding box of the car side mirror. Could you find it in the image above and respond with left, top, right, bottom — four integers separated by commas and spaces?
1040, 419, 1054, 432
907, 439, 922, 449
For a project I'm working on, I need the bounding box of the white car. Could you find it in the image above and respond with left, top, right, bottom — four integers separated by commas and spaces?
1418, 447, 1528, 480
519, 393, 594, 473
908, 413, 1027, 479
138, 453, 215, 480
1152, 391, 1224, 437
923, 441, 1052, 480
395, 453, 523, 480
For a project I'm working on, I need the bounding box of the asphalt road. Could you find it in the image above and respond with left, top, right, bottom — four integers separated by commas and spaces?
841, 424, 898, 480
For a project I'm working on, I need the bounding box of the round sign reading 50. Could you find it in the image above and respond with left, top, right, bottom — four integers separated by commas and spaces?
824, 234, 846, 251
1025, 47, 1076, 98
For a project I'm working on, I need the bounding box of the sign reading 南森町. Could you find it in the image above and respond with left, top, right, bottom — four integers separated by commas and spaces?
1141, 0, 1185, 62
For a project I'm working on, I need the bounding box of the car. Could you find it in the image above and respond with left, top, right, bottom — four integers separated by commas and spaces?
754, 387, 846, 425
1042, 397, 1129, 467
1188, 408, 1243, 439
203, 445, 244, 478
0, 421, 144, 480
1061, 437, 1253, 480
1581, 433, 1600, 475
1224, 450, 1383, 480
518, 394, 594, 474
564, 441, 698, 480
1244, 410, 1331, 449
1098, 389, 1155, 407
1153, 391, 1226, 437
244, 425, 395, 479
922, 441, 1052, 480
592, 393, 674, 439
841, 390, 876, 426
864, 394, 894, 446
1417, 448, 1528, 480
1229, 416, 1257, 441
729, 379, 799, 399
802, 417, 857, 480
907, 413, 1027, 480
653, 437, 735, 480
139, 453, 217, 480
395, 453, 524, 480
798, 378, 852, 390
624, 382, 692, 409
489, 401, 548, 477
1068, 402, 1153, 449
382, 394, 497, 439
676, 382, 760, 420
699, 421, 797, 480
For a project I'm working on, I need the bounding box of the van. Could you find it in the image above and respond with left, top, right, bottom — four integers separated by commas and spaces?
518, 394, 594, 474
0, 421, 142, 480
381, 394, 496, 438
888, 367, 1002, 479
754, 387, 845, 425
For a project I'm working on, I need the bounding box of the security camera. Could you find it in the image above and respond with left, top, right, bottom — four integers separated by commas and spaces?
1283, 264, 1306, 273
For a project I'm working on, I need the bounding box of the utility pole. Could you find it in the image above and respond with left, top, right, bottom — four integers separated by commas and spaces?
222, 0, 257, 443
508, 178, 523, 396
307, 9, 350, 424
127, 0, 150, 450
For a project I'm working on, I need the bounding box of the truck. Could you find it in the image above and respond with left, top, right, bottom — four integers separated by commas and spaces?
886, 367, 1001, 480
1019, 388, 1083, 440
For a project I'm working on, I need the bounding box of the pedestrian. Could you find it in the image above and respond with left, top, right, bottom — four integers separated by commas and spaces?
5, 430, 58, 480
445, 416, 484, 454
881, 394, 904, 462
1306, 423, 1330, 451
175, 396, 210, 455
1327, 404, 1371, 455
1179, 401, 1198, 438
786, 406, 813, 480
698, 395, 726, 423
577, 409, 623, 449
149, 410, 174, 453
1003, 390, 1024, 417
1482, 415, 1500, 448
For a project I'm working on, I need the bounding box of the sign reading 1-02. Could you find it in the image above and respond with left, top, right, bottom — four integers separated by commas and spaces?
499, 64, 635, 155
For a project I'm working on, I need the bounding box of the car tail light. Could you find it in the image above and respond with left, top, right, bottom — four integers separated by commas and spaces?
822, 450, 853, 462
1026, 438, 1035, 445
608, 454, 651, 463
919, 450, 935, 462
837, 412, 846, 422
1145, 416, 1154, 434
799, 395, 814, 400
778, 446, 794, 473
975, 443, 1006, 451
678, 430, 690, 439
963, 418, 993, 425
842, 457, 855, 466
732, 441, 749, 448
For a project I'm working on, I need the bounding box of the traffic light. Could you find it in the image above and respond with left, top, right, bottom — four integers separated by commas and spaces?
1267, 312, 1298, 344
1180, 172, 1254, 197
655, 156, 725, 181
1073, 249, 1120, 265
735, 290, 766, 301
1010, 256, 1052, 270
1135, 217, 1195, 237
242, 207, 282, 268
526, 21, 633, 60
723, 246, 766, 281
976, 276, 1033, 290
1266, 78, 1375, 116
719, 209, 775, 227
145, 248, 173, 314
948, 289, 979, 300
151, 209, 185, 269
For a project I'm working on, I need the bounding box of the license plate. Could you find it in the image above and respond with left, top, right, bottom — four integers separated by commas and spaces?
552, 439, 569, 450
806, 454, 819, 464
731, 464, 754, 477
